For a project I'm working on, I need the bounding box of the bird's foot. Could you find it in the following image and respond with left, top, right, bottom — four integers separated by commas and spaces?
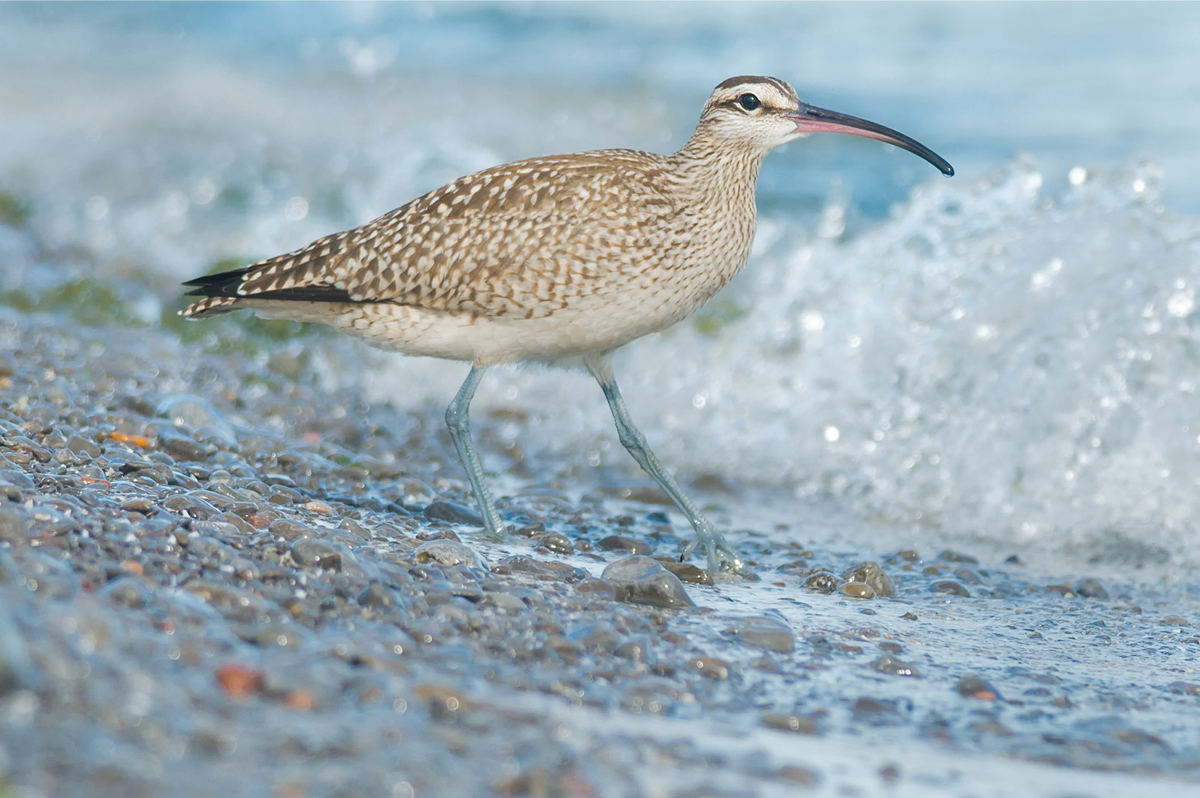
683, 523, 752, 579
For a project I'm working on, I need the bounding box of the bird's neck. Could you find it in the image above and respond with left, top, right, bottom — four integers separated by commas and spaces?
669, 131, 765, 213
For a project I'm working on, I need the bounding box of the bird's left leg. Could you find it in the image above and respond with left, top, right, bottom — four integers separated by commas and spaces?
585, 353, 748, 578
445, 365, 506, 541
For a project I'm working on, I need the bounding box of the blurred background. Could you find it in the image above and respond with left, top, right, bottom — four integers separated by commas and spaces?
2, 2, 1200, 567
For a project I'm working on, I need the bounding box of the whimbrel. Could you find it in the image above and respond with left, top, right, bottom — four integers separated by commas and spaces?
182, 76, 952, 577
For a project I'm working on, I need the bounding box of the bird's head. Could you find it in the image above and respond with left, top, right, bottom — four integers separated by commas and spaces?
697, 76, 953, 176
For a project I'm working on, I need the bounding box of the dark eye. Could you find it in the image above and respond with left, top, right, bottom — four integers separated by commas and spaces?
738, 93, 761, 111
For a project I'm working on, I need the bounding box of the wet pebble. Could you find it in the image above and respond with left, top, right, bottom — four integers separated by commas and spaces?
956, 676, 1001, 700
492, 555, 587, 582
290, 539, 343, 570
852, 697, 904, 724
596, 535, 653, 555
938, 549, 979, 564
803, 571, 842, 593
575, 577, 617, 601
688, 656, 730, 680
601, 556, 694, 609
731, 615, 795, 653
1160, 615, 1190, 627
653, 557, 712, 586
762, 712, 819, 735
870, 655, 920, 677
840, 582, 875, 599
1076, 578, 1110, 599
268, 518, 318, 540
536, 533, 574, 556
423, 500, 484, 526
413, 539, 487, 570
932, 580, 971, 597
842, 562, 895, 597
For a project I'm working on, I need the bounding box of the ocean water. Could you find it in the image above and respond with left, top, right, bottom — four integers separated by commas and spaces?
5, 3, 1200, 570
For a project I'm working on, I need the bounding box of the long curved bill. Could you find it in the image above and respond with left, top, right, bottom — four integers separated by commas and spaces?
787, 103, 954, 176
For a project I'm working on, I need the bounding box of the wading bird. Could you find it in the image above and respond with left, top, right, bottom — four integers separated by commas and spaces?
182, 76, 952, 577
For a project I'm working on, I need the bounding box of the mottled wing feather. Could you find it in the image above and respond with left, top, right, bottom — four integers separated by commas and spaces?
184, 150, 677, 320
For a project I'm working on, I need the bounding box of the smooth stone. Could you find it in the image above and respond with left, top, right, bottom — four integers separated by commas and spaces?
688, 656, 730, 680
842, 561, 895, 597
852, 697, 904, 722
938, 549, 980, 564
956, 676, 1001, 700
732, 615, 795, 653
492, 555, 588, 582
162, 493, 220, 520
601, 555, 694, 609
1077, 578, 1110, 599
803, 572, 842, 593
423, 500, 484, 526
596, 535, 653, 555
268, 518, 318, 540
954, 568, 984, 585
290, 539, 343, 570
66, 435, 101, 458
653, 557, 712, 586
932, 580, 971, 597
0, 470, 34, 490
762, 713, 819, 735
575, 577, 617, 601
1160, 615, 1190, 626
870, 655, 920, 677
413, 539, 487, 570
537, 533, 574, 556
841, 582, 875, 599
482, 591, 527, 612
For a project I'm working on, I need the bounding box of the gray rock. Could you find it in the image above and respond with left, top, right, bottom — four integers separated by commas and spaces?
597, 535, 653, 555
414, 539, 487, 570
601, 555, 694, 609
290, 538, 343, 569
423, 501, 484, 526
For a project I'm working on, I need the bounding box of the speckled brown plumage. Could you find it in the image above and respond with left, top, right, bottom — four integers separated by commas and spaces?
180, 79, 795, 365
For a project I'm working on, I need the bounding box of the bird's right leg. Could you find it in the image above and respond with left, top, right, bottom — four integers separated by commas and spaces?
585, 354, 749, 578
445, 365, 505, 540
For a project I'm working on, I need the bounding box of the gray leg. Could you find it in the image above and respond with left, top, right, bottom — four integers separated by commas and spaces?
588, 362, 746, 577
445, 365, 505, 539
